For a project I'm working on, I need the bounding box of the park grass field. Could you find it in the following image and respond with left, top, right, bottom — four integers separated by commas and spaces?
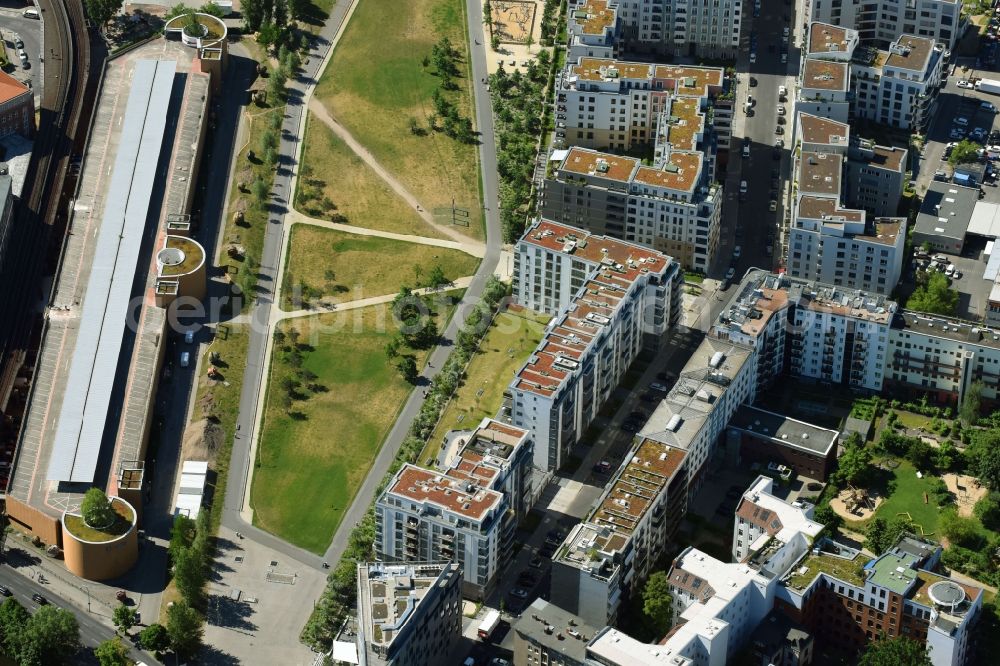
420, 308, 550, 465
297, 114, 446, 238
313, 0, 483, 239
251, 293, 463, 553
280, 225, 480, 309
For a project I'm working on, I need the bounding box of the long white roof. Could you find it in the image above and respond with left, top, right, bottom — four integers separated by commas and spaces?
47, 60, 176, 483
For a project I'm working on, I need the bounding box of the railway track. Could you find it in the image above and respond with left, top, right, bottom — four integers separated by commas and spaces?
0, 0, 91, 428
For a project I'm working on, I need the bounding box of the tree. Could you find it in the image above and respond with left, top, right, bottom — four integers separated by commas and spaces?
641, 571, 673, 635
906, 439, 934, 472
969, 429, 1000, 491
0, 598, 29, 657
138, 623, 169, 653
15, 605, 80, 666
287, 0, 309, 20
94, 636, 130, 666
252, 177, 269, 204
167, 601, 204, 659
242, 0, 266, 31
835, 436, 872, 485
906, 271, 958, 316
948, 139, 981, 166
112, 604, 137, 635
396, 356, 419, 383
976, 492, 1000, 530
199, 1, 226, 17
859, 634, 931, 666
84, 0, 124, 27
425, 264, 449, 289
81, 488, 115, 528
173, 545, 206, 606
865, 515, 912, 555
960, 381, 983, 425
941, 509, 983, 548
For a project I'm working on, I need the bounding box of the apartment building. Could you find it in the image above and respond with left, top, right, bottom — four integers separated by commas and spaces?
732, 475, 823, 563
886, 311, 1000, 407
510, 219, 681, 471
845, 139, 907, 218
615, 0, 744, 59
540, 145, 722, 272
788, 196, 905, 295
555, 57, 723, 152
374, 420, 533, 599
807, 22, 859, 61
714, 271, 896, 391
568, 0, 621, 60
778, 535, 982, 666
787, 130, 906, 294
512, 598, 598, 666
355, 562, 463, 666
797, 58, 851, 124
851, 35, 944, 131
550, 339, 757, 627
808, 0, 961, 50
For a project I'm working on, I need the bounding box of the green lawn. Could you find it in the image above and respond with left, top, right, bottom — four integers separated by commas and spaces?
297, 114, 446, 238
314, 0, 483, 239
251, 293, 463, 553
893, 410, 934, 430
420, 308, 550, 465
280, 225, 480, 309
872, 461, 943, 537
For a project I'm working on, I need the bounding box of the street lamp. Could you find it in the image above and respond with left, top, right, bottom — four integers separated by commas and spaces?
81, 585, 91, 613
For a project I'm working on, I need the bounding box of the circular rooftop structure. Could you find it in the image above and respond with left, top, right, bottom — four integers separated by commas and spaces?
928, 580, 966, 611
164, 12, 228, 48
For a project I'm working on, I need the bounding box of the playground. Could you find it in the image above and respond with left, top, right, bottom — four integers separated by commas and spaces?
943, 473, 988, 518
489, 0, 538, 44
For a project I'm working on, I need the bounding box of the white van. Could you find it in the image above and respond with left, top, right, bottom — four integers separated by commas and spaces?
22, 8, 39, 19
180, 351, 191, 368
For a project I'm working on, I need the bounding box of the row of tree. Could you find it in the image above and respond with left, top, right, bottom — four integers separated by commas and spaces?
489, 54, 552, 242
410, 38, 476, 143
0, 599, 79, 666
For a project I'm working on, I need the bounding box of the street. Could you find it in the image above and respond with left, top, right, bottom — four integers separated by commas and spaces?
0, 556, 159, 664
717, 0, 799, 280
0, 5, 43, 98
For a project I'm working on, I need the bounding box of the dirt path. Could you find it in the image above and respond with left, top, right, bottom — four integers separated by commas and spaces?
307, 98, 477, 246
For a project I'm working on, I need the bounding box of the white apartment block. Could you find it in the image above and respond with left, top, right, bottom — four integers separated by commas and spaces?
555, 58, 723, 153
787, 130, 906, 294
540, 146, 722, 272
851, 34, 944, 131
797, 58, 851, 125
550, 338, 758, 627
732, 475, 822, 563
568, 0, 621, 61
714, 271, 895, 392
807, 0, 962, 50
355, 562, 463, 666
511, 220, 680, 471
374, 420, 533, 599
845, 139, 908, 218
615, 0, 744, 58
788, 196, 905, 295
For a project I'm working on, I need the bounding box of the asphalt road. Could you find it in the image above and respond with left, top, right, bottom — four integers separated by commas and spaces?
0, 6, 43, 96
718, 0, 797, 280
0, 559, 159, 664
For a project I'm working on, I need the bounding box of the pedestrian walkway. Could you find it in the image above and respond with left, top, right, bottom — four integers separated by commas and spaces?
307, 98, 479, 246
286, 209, 486, 258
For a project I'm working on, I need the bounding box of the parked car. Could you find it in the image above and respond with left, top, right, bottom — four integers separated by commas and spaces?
749, 76, 758, 87
180, 351, 191, 367
745, 95, 755, 108
31, 594, 47, 605
726, 267, 736, 280
184, 330, 195, 344
769, 200, 777, 212
955, 116, 970, 126
0, 586, 10, 597
739, 180, 748, 194
750, 52, 757, 63
649, 382, 669, 392
983, 101, 997, 113
733, 245, 742, 258
778, 85, 787, 97
958, 80, 974, 88
529, 556, 543, 568
780, 53, 788, 64
593, 460, 612, 474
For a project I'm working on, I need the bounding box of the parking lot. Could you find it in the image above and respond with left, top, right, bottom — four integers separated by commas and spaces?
0, 4, 43, 98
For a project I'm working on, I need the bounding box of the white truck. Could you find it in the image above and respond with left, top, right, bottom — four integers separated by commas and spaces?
477, 609, 501, 641
976, 78, 1000, 95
